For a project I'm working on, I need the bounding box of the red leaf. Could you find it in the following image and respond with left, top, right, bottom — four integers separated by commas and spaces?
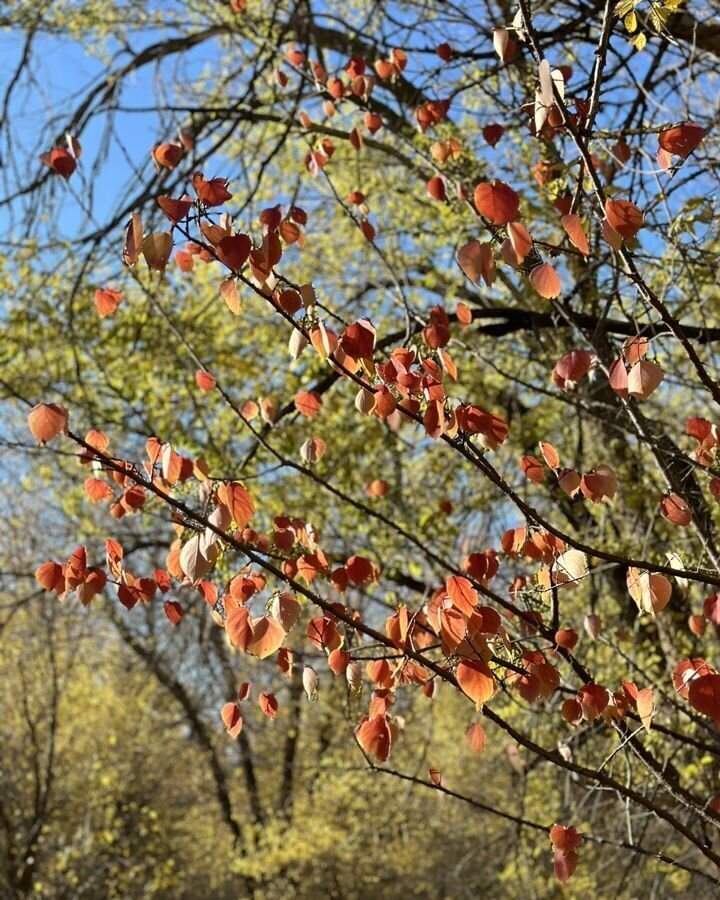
688, 674, 720, 726
193, 173, 233, 206
549, 825, 583, 854
195, 370, 217, 391
703, 593, 720, 625
341, 319, 376, 359
294, 390, 323, 417
552, 350, 593, 391
659, 122, 704, 159
157, 195, 193, 223
216, 233, 252, 271
473, 180, 519, 224
427, 176, 447, 201
35, 561, 63, 592
660, 492, 692, 527
608, 357, 629, 400
605, 198, 643, 240
482, 123, 504, 147
346, 555, 377, 585
40, 147, 76, 178
577, 683, 608, 720
553, 850, 578, 884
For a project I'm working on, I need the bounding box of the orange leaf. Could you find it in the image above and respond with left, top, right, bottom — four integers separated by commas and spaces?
221, 702, 243, 738
226, 605, 253, 651
259, 691, 279, 719
507, 221, 532, 263
560, 213, 589, 256
465, 722, 486, 754
294, 390, 323, 417
520, 455, 545, 484
540, 441, 560, 470
446, 575, 478, 616
529, 263, 561, 299
627, 360, 663, 400
94, 287, 123, 317
636, 687, 654, 731
457, 240, 495, 286
247, 616, 285, 659
28, 403, 68, 443
605, 198, 643, 240
456, 659, 495, 707
217, 482, 255, 529
355, 714, 392, 761
195, 370, 216, 391
164, 600, 184, 625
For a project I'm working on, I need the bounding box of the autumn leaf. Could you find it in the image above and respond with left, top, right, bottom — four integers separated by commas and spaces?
465, 722, 486, 754
28, 403, 69, 443
445, 575, 478, 616
473, 180, 519, 224
221, 702, 243, 738
529, 262, 561, 299
456, 659, 495, 708
193, 173, 233, 206
636, 687, 654, 731
604, 198, 643, 240
247, 616, 285, 659
94, 287, 123, 317
217, 482, 255, 529
259, 691, 279, 719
